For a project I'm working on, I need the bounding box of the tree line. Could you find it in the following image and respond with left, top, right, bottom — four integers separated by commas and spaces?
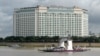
0, 36, 100, 43
2, 36, 59, 42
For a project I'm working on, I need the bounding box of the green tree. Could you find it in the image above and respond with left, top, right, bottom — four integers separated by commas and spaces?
14, 36, 25, 42
4, 36, 15, 42
25, 36, 35, 42
0, 38, 3, 42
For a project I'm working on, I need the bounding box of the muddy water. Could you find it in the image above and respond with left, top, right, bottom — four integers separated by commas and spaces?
0, 47, 100, 56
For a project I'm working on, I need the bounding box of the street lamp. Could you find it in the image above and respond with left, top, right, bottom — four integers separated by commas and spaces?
67, 31, 71, 40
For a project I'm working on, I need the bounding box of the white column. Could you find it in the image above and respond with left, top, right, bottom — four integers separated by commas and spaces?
59, 38, 66, 48
35, 9, 38, 36
67, 40, 73, 50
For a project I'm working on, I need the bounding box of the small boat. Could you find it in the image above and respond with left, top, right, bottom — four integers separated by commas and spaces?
8, 44, 21, 48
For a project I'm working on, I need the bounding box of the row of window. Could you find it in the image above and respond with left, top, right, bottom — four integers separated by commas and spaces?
38, 13, 82, 16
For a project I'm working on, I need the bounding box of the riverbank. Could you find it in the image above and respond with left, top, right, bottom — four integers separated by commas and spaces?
0, 42, 100, 48
21, 43, 100, 48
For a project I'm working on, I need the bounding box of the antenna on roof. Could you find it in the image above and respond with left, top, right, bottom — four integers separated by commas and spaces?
74, 0, 78, 7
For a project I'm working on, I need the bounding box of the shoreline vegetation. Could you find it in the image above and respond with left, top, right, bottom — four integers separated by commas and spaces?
0, 42, 100, 48
0, 36, 100, 48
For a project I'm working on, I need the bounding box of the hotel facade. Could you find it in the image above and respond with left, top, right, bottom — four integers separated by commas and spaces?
13, 6, 89, 37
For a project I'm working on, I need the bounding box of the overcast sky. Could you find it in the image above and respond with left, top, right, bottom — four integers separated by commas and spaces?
0, 0, 100, 37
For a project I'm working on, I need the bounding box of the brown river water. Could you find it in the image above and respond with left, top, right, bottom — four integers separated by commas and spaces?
0, 47, 100, 56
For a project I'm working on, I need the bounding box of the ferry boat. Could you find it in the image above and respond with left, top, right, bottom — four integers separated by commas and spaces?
41, 47, 89, 52
39, 36, 90, 52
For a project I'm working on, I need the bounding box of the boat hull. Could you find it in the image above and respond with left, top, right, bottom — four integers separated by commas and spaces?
41, 49, 89, 52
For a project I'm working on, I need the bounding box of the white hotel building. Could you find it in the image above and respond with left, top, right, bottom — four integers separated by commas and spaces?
13, 6, 89, 37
